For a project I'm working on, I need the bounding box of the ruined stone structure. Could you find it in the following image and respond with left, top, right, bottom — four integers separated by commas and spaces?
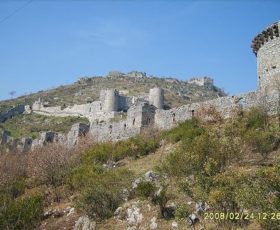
101, 89, 119, 112
252, 21, 280, 93
149, 87, 164, 109
1, 21, 280, 152
188, 77, 214, 89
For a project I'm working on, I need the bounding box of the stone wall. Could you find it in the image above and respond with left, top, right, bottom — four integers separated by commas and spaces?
67, 123, 89, 148
188, 77, 214, 89
155, 92, 258, 131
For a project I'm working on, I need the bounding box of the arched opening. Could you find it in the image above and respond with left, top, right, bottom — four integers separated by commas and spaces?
191, 110, 195, 118
124, 123, 127, 130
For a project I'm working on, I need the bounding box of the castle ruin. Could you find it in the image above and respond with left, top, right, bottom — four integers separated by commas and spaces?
1, 21, 280, 152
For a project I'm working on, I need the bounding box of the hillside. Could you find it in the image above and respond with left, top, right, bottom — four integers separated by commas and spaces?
0, 71, 225, 111
1, 107, 280, 230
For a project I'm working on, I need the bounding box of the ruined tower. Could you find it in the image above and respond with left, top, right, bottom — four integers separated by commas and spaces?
102, 89, 119, 112
252, 21, 280, 93
149, 87, 164, 109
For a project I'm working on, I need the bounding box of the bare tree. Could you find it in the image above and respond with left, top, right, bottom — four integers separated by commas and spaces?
9, 90, 16, 99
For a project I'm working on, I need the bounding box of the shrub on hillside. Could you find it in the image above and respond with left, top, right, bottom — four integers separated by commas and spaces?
0, 153, 27, 186
0, 194, 43, 230
68, 165, 133, 220
162, 118, 204, 143
175, 204, 191, 220
135, 181, 156, 198
82, 134, 160, 165
28, 144, 80, 188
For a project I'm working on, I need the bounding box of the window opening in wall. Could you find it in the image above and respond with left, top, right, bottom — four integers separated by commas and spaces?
109, 125, 112, 134
272, 65, 277, 69
191, 110, 195, 118
172, 113, 176, 123
124, 123, 127, 130
132, 118, 135, 126
89, 107, 92, 112
147, 118, 151, 124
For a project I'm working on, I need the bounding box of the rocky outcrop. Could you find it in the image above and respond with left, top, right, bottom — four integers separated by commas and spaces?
0, 105, 25, 123
74, 215, 96, 230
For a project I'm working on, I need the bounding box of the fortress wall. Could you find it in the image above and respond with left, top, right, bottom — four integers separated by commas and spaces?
63, 101, 102, 115
67, 123, 90, 148
155, 92, 259, 131
90, 120, 140, 142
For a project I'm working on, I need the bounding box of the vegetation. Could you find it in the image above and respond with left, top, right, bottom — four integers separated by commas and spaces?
1, 107, 280, 229
0, 113, 88, 138
158, 107, 280, 229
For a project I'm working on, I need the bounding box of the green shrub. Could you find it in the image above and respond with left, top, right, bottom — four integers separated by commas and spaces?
245, 107, 268, 129
5, 178, 26, 199
71, 167, 133, 220
0, 194, 43, 230
136, 181, 156, 198
162, 119, 204, 143
245, 129, 278, 159
175, 204, 191, 220
82, 135, 160, 165
78, 184, 121, 220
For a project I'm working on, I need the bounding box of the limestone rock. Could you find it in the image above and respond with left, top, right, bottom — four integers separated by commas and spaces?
126, 205, 143, 227
188, 213, 199, 225
74, 215, 96, 230
171, 221, 178, 229
150, 217, 157, 229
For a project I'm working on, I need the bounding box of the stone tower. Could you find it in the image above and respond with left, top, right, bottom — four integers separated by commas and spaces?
149, 87, 164, 109
102, 89, 119, 112
252, 21, 280, 93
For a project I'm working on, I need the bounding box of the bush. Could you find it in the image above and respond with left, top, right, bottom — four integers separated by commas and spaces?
70, 167, 133, 220
175, 204, 191, 220
79, 184, 121, 220
245, 107, 268, 129
0, 194, 43, 230
136, 181, 156, 198
245, 129, 278, 159
162, 119, 204, 143
28, 144, 80, 188
82, 135, 160, 165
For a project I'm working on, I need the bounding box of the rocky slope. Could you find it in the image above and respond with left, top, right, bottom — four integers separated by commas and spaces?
0, 71, 225, 111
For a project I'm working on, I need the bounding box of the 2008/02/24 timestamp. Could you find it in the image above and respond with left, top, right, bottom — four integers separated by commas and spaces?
204, 212, 280, 220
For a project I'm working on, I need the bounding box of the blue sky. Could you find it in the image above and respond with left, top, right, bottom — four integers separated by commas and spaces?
0, 0, 279, 100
